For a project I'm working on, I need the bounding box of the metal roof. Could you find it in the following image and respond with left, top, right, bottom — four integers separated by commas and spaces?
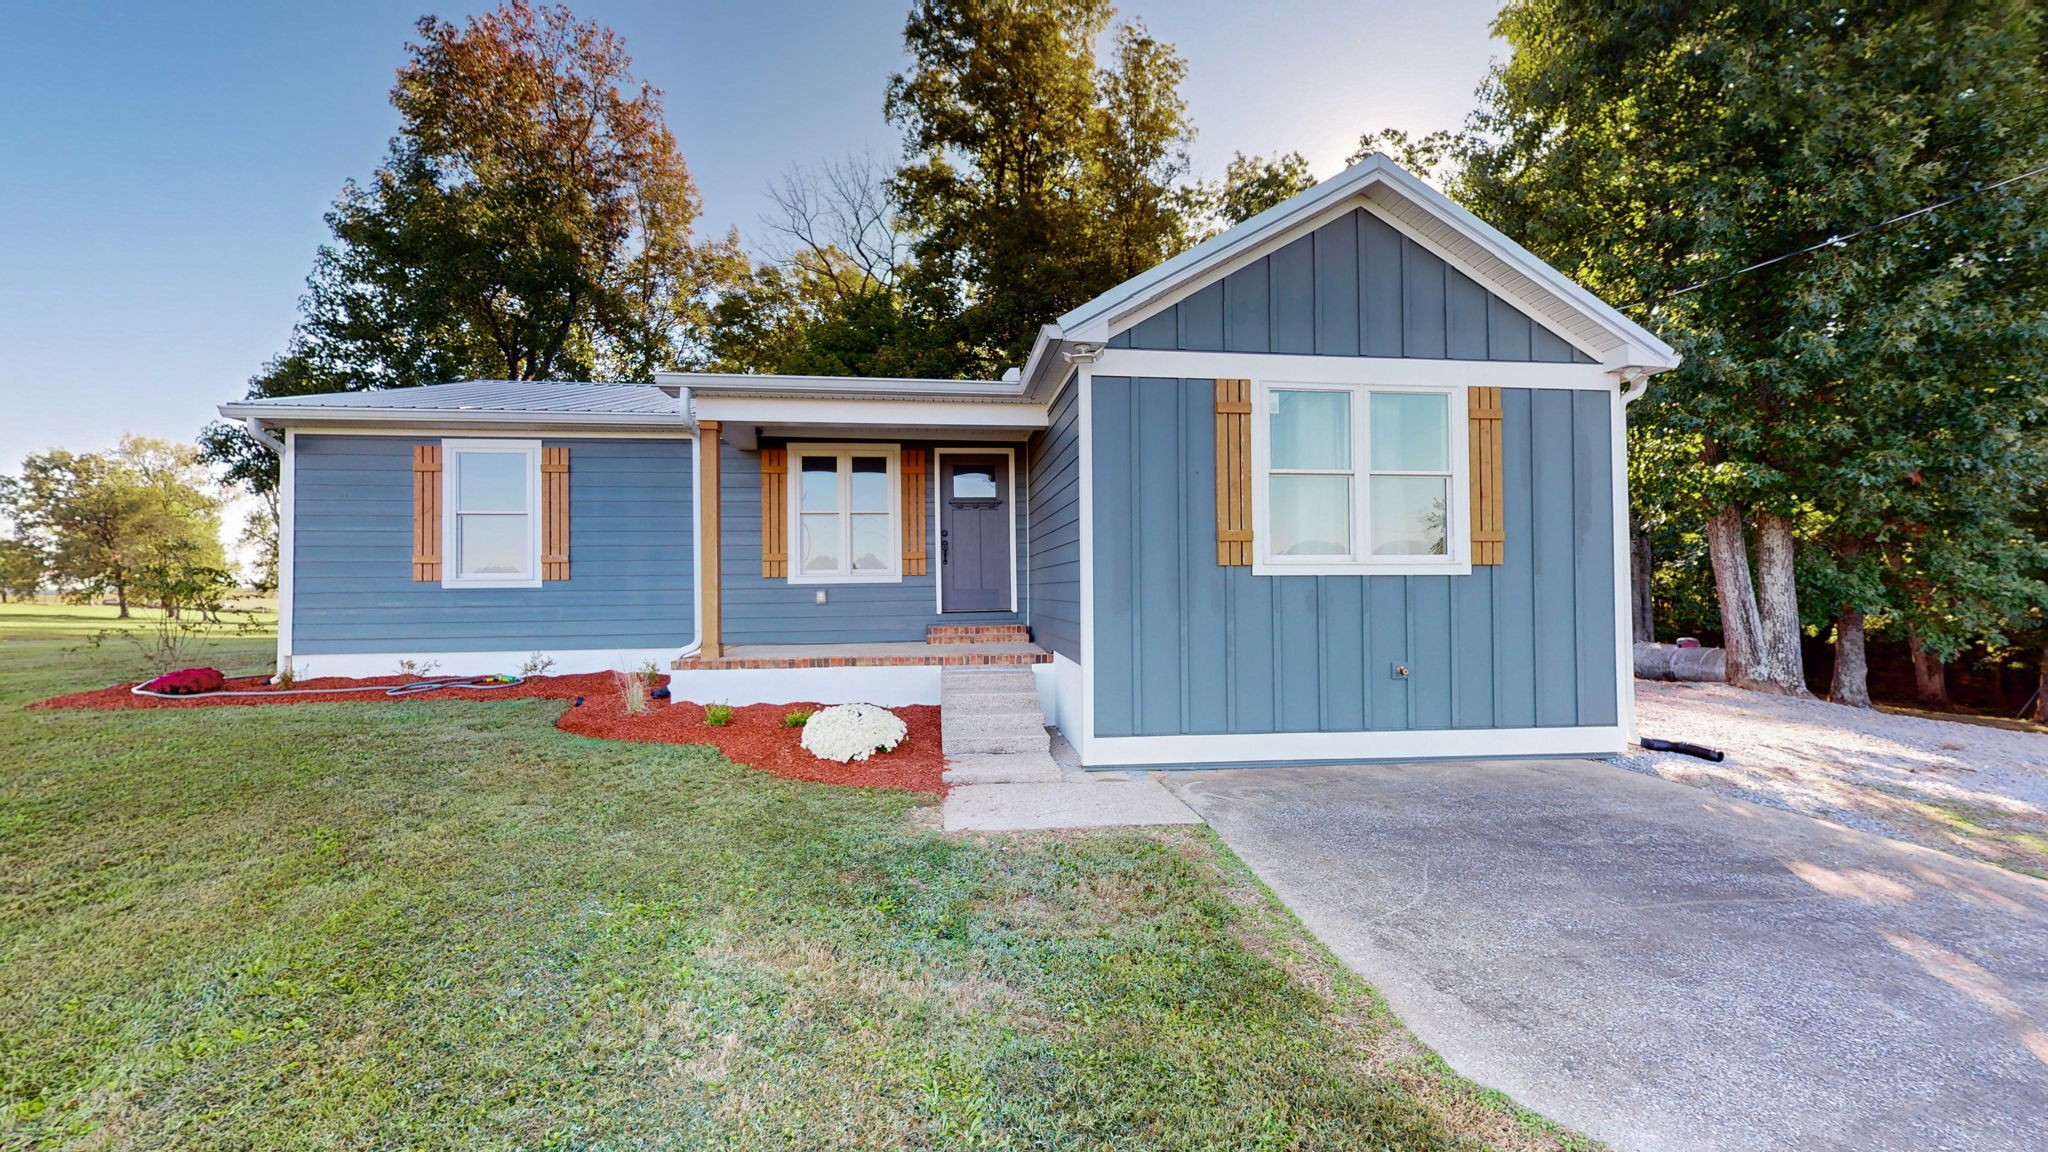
220, 379, 679, 418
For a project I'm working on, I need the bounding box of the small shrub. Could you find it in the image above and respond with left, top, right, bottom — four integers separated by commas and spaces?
273, 661, 301, 689
89, 549, 262, 675
519, 652, 556, 677
638, 660, 664, 688
782, 708, 815, 729
615, 669, 647, 715
704, 702, 733, 727
395, 658, 440, 679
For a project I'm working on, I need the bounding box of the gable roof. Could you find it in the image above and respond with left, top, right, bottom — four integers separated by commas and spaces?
1024, 153, 1677, 394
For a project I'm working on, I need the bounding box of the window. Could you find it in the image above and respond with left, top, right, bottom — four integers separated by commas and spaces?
788, 445, 900, 583
442, 439, 542, 587
1256, 385, 1462, 574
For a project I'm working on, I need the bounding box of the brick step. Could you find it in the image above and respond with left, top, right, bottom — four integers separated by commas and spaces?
926, 623, 1032, 645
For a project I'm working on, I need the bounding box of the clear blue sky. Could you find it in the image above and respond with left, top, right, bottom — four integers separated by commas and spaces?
0, 0, 1506, 470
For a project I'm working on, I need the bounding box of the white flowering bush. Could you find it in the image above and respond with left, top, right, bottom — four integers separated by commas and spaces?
799, 703, 908, 763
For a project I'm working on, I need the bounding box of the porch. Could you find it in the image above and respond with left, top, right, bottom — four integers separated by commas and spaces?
672, 624, 1049, 670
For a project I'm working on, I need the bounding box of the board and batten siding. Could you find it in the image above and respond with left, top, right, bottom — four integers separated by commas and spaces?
291, 435, 695, 654
1110, 207, 1597, 364
1089, 378, 1617, 737
718, 440, 1024, 645
1024, 375, 1081, 661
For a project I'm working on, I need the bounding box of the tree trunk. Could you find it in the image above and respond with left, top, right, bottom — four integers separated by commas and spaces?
2033, 645, 2048, 725
115, 581, 129, 619
1751, 511, 1809, 695
1630, 519, 1654, 644
1705, 505, 1769, 688
1831, 609, 1872, 708
1907, 626, 1953, 711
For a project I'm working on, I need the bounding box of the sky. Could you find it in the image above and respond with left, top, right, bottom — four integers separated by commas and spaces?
0, 0, 1509, 472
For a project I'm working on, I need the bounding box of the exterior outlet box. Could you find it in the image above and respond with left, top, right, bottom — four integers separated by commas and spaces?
815, 589, 827, 605
1390, 663, 1410, 679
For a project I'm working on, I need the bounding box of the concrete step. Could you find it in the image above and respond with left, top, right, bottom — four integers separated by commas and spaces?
942, 751, 1061, 786
941, 667, 1039, 695
943, 690, 1045, 717
943, 712, 1051, 743
941, 720, 1052, 755
942, 778, 1205, 832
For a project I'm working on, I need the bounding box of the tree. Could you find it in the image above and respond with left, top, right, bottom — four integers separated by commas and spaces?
1442, 0, 2048, 701
885, 0, 1198, 375
205, 1, 738, 491
0, 537, 42, 602
1205, 150, 1316, 228
1, 437, 225, 618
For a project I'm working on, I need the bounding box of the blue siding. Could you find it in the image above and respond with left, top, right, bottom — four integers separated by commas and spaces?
1089, 379, 1617, 736
719, 440, 1023, 645
291, 435, 694, 655
1109, 207, 1599, 364
1026, 376, 1082, 660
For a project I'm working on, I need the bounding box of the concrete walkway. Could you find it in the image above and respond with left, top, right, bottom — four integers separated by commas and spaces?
1165, 759, 2048, 1152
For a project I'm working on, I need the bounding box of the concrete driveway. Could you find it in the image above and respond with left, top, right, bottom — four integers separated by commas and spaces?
1164, 759, 2048, 1152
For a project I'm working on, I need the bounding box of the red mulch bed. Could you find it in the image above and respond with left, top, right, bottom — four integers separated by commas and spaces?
28, 673, 945, 794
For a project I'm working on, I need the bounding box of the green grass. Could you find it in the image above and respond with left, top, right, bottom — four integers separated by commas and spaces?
0, 605, 1593, 1150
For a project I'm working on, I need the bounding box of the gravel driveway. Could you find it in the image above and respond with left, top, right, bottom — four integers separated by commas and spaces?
1622, 682, 2048, 877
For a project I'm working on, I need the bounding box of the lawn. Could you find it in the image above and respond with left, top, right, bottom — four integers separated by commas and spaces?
0, 604, 1592, 1151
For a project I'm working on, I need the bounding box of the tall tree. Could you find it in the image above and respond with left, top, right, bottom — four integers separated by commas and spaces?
885, 0, 1198, 375
1444, 0, 2048, 699
1, 437, 225, 618
0, 537, 42, 602
205, 1, 736, 490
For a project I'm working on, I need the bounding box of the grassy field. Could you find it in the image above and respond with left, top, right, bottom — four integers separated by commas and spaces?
0, 604, 1592, 1151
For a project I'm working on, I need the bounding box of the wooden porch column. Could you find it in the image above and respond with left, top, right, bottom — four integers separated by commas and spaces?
698, 420, 722, 658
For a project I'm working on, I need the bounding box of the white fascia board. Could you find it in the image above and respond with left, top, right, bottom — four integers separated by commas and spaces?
216, 404, 686, 430
689, 393, 1048, 431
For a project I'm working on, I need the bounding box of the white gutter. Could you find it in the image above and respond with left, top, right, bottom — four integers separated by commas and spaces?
216, 404, 686, 429
241, 417, 285, 452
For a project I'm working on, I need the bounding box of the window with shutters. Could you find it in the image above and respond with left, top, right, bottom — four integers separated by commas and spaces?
785, 444, 902, 584
440, 439, 543, 588
1251, 382, 1470, 576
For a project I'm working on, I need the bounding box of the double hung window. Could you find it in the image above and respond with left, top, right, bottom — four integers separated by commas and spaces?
443, 439, 541, 587
789, 446, 900, 583
1259, 385, 1461, 574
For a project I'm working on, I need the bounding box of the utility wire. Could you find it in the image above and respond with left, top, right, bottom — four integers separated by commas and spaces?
1621, 159, 2048, 312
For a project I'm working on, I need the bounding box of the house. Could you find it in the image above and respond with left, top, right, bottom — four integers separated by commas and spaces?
220, 155, 1678, 768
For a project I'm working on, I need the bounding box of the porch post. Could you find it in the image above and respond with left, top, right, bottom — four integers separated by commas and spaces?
698, 420, 722, 658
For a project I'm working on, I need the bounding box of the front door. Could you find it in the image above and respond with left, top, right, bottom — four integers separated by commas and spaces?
939, 454, 1010, 612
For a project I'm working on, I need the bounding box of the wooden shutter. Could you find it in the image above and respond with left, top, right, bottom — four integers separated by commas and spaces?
1214, 379, 1253, 566
1468, 387, 1505, 565
902, 449, 928, 575
411, 444, 442, 581
760, 448, 787, 578
541, 446, 570, 580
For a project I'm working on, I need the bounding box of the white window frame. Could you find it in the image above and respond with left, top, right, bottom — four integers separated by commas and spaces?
440, 438, 544, 589
1251, 379, 1470, 577
785, 443, 903, 585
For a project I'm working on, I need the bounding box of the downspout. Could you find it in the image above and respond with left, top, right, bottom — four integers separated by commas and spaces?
242, 417, 285, 453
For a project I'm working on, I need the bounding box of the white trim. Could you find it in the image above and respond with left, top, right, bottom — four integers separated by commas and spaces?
668, 665, 944, 708
1091, 349, 1618, 391
276, 428, 297, 675
439, 439, 544, 589
1077, 366, 1098, 764
1085, 725, 1629, 767
932, 446, 1019, 614
291, 647, 685, 680
1249, 379, 1470, 578
281, 425, 690, 440
689, 436, 706, 651
784, 443, 903, 585
691, 394, 1046, 431
1048, 652, 1083, 742
219, 406, 684, 430
1612, 386, 1640, 743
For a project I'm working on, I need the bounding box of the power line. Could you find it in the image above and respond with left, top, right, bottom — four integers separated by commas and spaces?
1620, 159, 2048, 312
